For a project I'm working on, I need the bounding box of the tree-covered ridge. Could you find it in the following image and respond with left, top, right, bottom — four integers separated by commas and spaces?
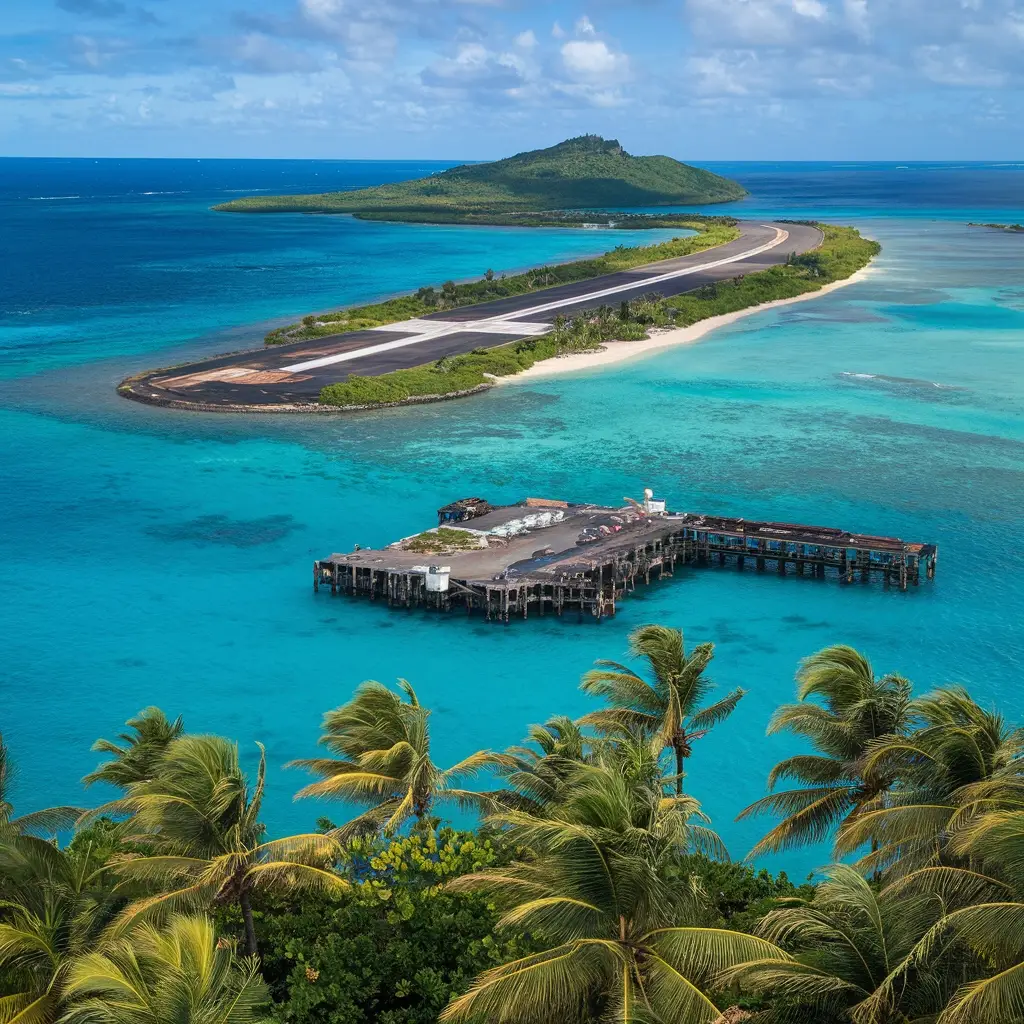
213, 136, 748, 215
5, 628, 1023, 1024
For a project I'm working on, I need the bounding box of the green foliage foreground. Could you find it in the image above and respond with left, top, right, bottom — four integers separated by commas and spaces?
317, 225, 878, 409
4, 626, 1022, 1024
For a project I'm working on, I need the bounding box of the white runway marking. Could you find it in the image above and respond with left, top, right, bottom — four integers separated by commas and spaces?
369, 319, 553, 337
282, 227, 788, 375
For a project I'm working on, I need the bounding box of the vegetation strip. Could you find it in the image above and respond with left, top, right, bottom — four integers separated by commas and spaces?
3, 628, 1019, 1024
318, 224, 878, 409
967, 221, 1024, 232
264, 218, 739, 345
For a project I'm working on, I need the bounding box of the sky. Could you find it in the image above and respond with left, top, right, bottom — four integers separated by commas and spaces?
2, 0, 1023, 160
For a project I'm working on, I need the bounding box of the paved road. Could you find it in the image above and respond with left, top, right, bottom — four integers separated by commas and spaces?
122, 221, 822, 409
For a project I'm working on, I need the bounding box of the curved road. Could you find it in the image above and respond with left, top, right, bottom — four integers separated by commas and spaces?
121, 221, 822, 410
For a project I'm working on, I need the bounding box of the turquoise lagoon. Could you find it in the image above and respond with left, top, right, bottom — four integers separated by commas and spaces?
2, 160, 1023, 876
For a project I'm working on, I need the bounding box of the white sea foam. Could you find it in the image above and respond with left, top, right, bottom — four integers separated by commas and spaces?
29, 195, 80, 200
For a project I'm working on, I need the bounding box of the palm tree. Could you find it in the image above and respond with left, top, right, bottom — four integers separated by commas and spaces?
738, 646, 911, 859
83, 708, 184, 790
0, 834, 116, 1024
59, 915, 268, 1024
291, 679, 511, 839
722, 865, 974, 1024
496, 715, 592, 813
0, 734, 80, 844
834, 687, 1024, 878
579, 624, 744, 794
441, 755, 785, 1024
891, 805, 1024, 1024
94, 735, 346, 956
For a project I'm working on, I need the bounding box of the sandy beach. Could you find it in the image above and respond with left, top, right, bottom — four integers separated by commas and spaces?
500, 264, 876, 383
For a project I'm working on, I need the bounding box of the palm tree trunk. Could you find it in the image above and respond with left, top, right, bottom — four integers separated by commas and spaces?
413, 788, 432, 830
675, 746, 684, 796
239, 890, 258, 958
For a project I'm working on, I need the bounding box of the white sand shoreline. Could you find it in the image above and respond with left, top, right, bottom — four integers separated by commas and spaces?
497, 264, 876, 383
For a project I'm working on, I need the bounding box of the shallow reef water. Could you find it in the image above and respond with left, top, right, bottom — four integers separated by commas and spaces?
2, 159, 1024, 876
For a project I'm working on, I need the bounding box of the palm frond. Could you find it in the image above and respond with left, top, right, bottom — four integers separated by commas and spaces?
245, 861, 349, 896
439, 942, 611, 1023
740, 787, 854, 859
689, 689, 745, 733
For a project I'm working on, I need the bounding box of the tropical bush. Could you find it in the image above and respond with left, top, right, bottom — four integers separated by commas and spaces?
256, 829, 532, 1024
317, 298, 673, 408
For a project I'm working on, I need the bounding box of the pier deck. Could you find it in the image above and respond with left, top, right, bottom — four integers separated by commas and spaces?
314, 498, 938, 621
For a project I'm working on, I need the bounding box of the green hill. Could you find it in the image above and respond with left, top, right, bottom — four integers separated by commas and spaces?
214, 136, 747, 216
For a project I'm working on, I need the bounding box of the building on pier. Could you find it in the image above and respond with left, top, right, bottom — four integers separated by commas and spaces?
314, 496, 937, 621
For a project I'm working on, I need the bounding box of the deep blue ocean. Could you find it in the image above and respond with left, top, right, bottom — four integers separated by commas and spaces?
2, 158, 1023, 877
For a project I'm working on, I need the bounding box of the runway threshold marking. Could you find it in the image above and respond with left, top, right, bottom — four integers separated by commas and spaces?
282, 226, 788, 375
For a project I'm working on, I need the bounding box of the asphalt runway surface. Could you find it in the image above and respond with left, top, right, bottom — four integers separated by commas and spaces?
121, 221, 822, 409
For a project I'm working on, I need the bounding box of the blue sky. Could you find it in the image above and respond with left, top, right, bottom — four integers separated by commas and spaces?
3, 0, 1023, 159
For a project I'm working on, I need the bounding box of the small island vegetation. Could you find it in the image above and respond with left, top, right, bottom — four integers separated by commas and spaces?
264, 219, 739, 345
317, 225, 879, 409
967, 221, 1024, 231
214, 136, 748, 218
2, 628, 1020, 1024
401, 528, 482, 554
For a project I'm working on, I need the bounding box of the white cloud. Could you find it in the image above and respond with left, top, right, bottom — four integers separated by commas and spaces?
687, 54, 750, 96
421, 42, 523, 93
561, 39, 629, 80
514, 30, 537, 48
915, 44, 1007, 87
551, 21, 565, 38
576, 15, 596, 35
843, 0, 870, 40
792, 0, 826, 18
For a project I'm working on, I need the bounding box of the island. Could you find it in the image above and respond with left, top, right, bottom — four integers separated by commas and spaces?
213, 136, 748, 219
967, 222, 1024, 232
118, 220, 879, 412
117, 137, 881, 413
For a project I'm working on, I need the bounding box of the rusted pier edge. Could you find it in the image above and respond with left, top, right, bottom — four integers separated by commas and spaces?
313, 500, 938, 622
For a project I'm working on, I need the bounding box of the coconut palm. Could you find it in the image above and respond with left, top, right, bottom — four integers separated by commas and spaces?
579, 624, 743, 794
834, 687, 1024, 878
291, 679, 511, 839
440, 756, 784, 1024
0, 834, 117, 1024
721, 864, 978, 1024
94, 735, 346, 956
496, 715, 593, 813
0, 734, 80, 844
83, 708, 184, 790
892, 806, 1024, 1024
738, 646, 911, 859
823, 738, 1024, 1023
59, 915, 268, 1024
